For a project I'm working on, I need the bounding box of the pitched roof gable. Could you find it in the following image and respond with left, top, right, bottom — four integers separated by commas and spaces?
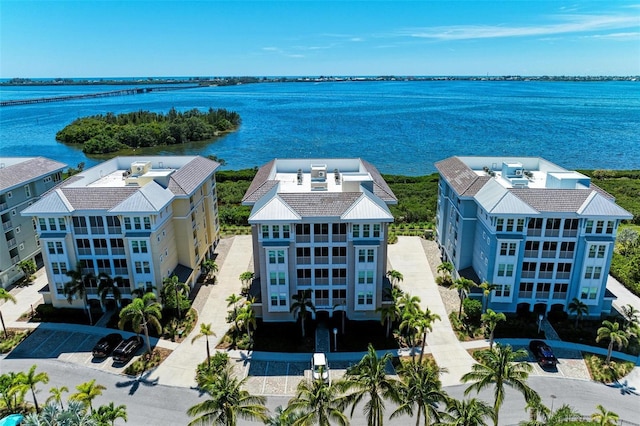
341, 192, 393, 221
248, 196, 302, 222
435, 157, 482, 196
578, 192, 633, 218
168, 156, 219, 196
242, 160, 276, 203
0, 157, 66, 192
279, 193, 361, 217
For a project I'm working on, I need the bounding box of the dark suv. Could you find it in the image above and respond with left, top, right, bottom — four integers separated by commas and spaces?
529, 340, 558, 367
92, 333, 123, 358
112, 336, 143, 364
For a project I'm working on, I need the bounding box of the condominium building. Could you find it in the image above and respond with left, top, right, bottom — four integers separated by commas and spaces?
0, 157, 67, 288
435, 156, 632, 317
242, 158, 397, 322
22, 156, 220, 308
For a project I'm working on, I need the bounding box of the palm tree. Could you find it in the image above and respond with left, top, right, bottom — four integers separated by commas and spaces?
591, 404, 619, 426
386, 269, 404, 287
436, 261, 453, 278
567, 297, 589, 328
596, 320, 630, 364
481, 309, 506, 349
46, 385, 69, 410
239, 271, 255, 295
237, 300, 257, 342
461, 344, 538, 426
440, 397, 493, 426
201, 259, 219, 282
17, 364, 49, 412
23, 400, 97, 426
478, 281, 498, 313
265, 405, 303, 426
0, 287, 17, 339
97, 273, 123, 310
226, 293, 244, 344
452, 278, 475, 318
342, 344, 398, 426
118, 292, 163, 354
290, 289, 315, 338
285, 378, 349, 426
94, 402, 128, 426
416, 308, 441, 364
162, 275, 190, 319
377, 304, 400, 339
63, 263, 93, 325
391, 361, 448, 426
519, 403, 581, 426
18, 259, 37, 283
187, 366, 268, 426
397, 292, 421, 316
70, 379, 106, 412
192, 322, 217, 368
620, 303, 640, 328
399, 309, 422, 361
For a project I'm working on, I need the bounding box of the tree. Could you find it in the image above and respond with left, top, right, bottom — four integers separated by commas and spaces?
416, 308, 441, 364
118, 292, 163, 354
596, 320, 630, 364
201, 259, 219, 282
64, 263, 94, 325
481, 309, 506, 349
237, 300, 257, 342
18, 259, 37, 283
436, 262, 453, 278
264, 405, 303, 426
386, 269, 404, 287
291, 289, 315, 338
16, 364, 49, 412
377, 304, 400, 340
616, 227, 639, 255
226, 293, 244, 345
397, 292, 421, 317
568, 298, 589, 328
46, 385, 69, 410
461, 344, 537, 426
452, 278, 475, 318
0, 287, 17, 339
94, 402, 128, 426
0, 371, 26, 413
440, 397, 493, 426
239, 271, 255, 289
187, 366, 268, 426
391, 361, 447, 426
620, 303, 640, 328
162, 275, 190, 319
285, 378, 348, 426
342, 344, 398, 426
191, 323, 217, 369
70, 379, 106, 412
519, 403, 581, 426
97, 273, 123, 310
478, 281, 498, 313
591, 404, 619, 426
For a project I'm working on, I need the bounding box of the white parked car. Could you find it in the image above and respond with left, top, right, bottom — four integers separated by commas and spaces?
311, 353, 330, 383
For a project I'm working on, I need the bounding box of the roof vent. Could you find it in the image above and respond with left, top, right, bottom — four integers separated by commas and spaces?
297, 169, 303, 185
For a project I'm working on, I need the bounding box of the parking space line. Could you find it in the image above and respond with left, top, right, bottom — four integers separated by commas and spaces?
47, 332, 75, 357
261, 362, 269, 395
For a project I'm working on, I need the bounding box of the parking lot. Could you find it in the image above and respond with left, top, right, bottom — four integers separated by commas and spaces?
7, 327, 141, 375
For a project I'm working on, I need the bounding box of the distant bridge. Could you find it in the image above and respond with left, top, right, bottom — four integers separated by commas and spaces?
0, 85, 200, 107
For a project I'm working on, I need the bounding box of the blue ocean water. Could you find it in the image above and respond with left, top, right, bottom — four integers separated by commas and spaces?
1, 81, 639, 175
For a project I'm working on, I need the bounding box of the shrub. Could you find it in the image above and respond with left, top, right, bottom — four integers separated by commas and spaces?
463, 298, 482, 325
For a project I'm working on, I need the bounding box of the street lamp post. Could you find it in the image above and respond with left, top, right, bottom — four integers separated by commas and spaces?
537, 314, 544, 334
333, 328, 338, 352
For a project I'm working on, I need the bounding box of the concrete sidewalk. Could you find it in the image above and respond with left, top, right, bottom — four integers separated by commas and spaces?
387, 236, 476, 386
607, 274, 640, 314
149, 235, 253, 387
2, 267, 48, 325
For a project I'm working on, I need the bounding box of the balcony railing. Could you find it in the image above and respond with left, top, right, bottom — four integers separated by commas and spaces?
74, 227, 88, 235
296, 256, 311, 265
297, 278, 311, 286
541, 250, 556, 258
107, 226, 121, 234
563, 229, 578, 237
77, 248, 91, 256
527, 229, 542, 237
6, 238, 17, 249
94, 248, 109, 255
521, 271, 536, 278
314, 235, 329, 243
295, 235, 311, 243
315, 256, 329, 264
332, 256, 347, 264
91, 227, 104, 234
558, 251, 574, 259
556, 272, 571, 279
0, 202, 7, 211
11, 255, 20, 264
524, 250, 538, 258
538, 272, 553, 279
552, 292, 567, 300
535, 291, 550, 299
315, 278, 329, 285
545, 229, 560, 237
333, 297, 347, 306
332, 278, 347, 285
2, 221, 12, 230
518, 291, 533, 298
332, 235, 347, 242
111, 248, 125, 256
315, 298, 330, 307
114, 268, 128, 276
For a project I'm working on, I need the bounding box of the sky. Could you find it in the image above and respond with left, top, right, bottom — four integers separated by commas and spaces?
1, 1, 639, 78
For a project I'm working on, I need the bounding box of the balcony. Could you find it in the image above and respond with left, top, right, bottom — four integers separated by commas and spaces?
556, 272, 571, 280
0, 202, 7, 211
527, 229, 542, 237
538, 272, 553, 279
295, 235, 311, 243
545, 229, 560, 237
296, 256, 311, 265
541, 250, 556, 258
535, 291, 550, 299
94, 248, 109, 256
315, 298, 330, 307
297, 278, 311, 286
558, 251, 574, 259
315, 256, 329, 264
332, 256, 347, 264
314, 235, 329, 243
6, 238, 16, 249
333, 297, 347, 306
107, 226, 121, 234
91, 227, 105, 234
521, 271, 536, 278
333, 278, 347, 285
2, 221, 12, 230
11, 255, 20, 264
332, 235, 347, 243
315, 278, 329, 285
77, 248, 91, 256
524, 250, 538, 258
552, 292, 568, 300
74, 227, 88, 235
518, 291, 533, 298
114, 268, 128, 276
563, 229, 578, 237
111, 248, 125, 256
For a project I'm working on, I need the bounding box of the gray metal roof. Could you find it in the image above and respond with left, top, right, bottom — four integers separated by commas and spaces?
360, 159, 398, 203
167, 156, 219, 196
59, 187, 140, 210
242, 160, 276, 203
435, 157, 483, 196
0, 157, 66, 192
279, 193, 362, 217
510, 188, 593, 212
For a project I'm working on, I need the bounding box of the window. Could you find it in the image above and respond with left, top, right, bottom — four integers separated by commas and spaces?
362, 224, 371, 237
598, 245, 606, 258
595, 220, 604, 234
495, 284, 511, 298
333, 223, 347, 235
500, 242, 517, 256
132, 241, 139, 253
585, 266, 594, 279
358, 249, 374, 263
73, 217, 87, 233
25, 185, 31, 198
581, 287, 598, 300
593, 266, 602, 280
124, 217, 132, 230
142, 261, 151, 273
497, 264, 514, 277
135, 261, 143, 274
140, 241, 148, 253
15, 226, 21, 234
557, 263, 572, 275
39, 218, 47, 231
272, 225, 280, 238
269, 272, 286, 285
522, 262, 536, 277
52, 263, 60, 274
357, 270, 374, 284
134, 217, 142, 230
282, 225, 290, 238
516, 219, 525, 232
268, 250, 285, 264
58, 218, 66, 231
144, 217, 151, 230
506, 218, 514, 232
585, 220, 594, 233
554, 283, 568, 294
262, 225, 269, 239
60, 263, 67, 274
496, 218, 504, 232
606, 221, 614, 234
314, 246, 328, 258
353, 224, 360, 238
48, 218, 57, 231
373, 224, 381, 238
297, 247, 310, 258
55, 242, 63, 254
6, 191, 11, 199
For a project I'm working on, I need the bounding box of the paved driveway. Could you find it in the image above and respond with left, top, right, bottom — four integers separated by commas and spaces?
7, 327, 141, 375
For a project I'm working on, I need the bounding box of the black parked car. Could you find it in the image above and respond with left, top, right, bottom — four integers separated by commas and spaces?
92, 333, 123, 358
112, 336, 143, 364
529, 340, 558, 367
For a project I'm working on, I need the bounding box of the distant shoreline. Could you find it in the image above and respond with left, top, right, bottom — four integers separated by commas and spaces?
2, 75, 638, 86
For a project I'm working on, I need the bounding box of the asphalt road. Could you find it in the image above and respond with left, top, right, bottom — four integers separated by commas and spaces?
3, 356, 638, 425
